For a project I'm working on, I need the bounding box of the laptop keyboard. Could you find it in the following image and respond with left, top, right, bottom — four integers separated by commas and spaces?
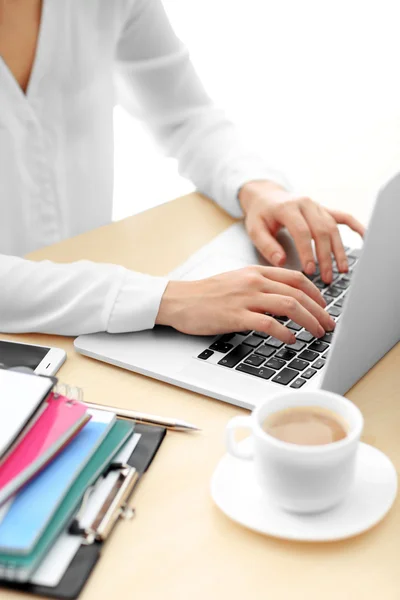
197, 247, 361, 388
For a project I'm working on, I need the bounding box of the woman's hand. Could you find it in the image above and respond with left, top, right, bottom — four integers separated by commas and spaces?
239, 181, 365, 284
156, 266, 335, 343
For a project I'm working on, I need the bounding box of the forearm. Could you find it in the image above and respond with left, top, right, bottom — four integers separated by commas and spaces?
115, 0, 290, 218
0, 255, 168, 336
154, 102, 291, 217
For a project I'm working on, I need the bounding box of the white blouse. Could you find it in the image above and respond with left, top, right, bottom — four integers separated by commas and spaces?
0, 0, 288, 335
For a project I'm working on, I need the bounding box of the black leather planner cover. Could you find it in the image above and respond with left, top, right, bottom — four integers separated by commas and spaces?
1, 423, 167, 599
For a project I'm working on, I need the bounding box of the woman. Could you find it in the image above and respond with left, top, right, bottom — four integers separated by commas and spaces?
0, 0, 364, 341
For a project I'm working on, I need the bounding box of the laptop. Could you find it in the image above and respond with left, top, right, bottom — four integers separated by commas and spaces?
75, 173, 400, 410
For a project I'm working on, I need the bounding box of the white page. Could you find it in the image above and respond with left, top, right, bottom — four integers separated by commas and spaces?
0, 370, 52, 456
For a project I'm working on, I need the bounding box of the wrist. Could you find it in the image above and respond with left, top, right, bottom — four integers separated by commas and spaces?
238, 180, 286, 214
155, 280, 196, 327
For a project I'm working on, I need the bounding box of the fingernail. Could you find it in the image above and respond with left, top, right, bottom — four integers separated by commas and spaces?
305, 261, 315, 275
290, 334, 296, 344
329, 317, 336, 329
340, 261, 348, 272
317, 325, 325, 337
321, 296, 327, 307
272, 252, 284, 266
323, 270, 332, 283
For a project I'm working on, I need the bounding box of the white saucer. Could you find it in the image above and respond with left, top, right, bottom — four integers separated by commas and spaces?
211, 440, 397, 542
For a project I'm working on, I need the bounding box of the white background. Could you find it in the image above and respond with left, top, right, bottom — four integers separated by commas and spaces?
113, 0, 400, 228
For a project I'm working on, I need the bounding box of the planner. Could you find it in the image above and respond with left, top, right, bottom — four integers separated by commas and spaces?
0, 370, 53, 457
31, 431, 142, 588
0, 420, 133, 582
0, 410, 114, 555
0, 394, 90, 507
1, 423, 167, 599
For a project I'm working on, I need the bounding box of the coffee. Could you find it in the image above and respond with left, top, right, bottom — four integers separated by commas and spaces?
262, 406, 348, 446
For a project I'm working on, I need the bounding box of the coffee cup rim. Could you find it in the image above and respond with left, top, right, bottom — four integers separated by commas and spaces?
252, 390, 363, 453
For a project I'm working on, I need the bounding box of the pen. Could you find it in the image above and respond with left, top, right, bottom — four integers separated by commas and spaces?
82, 401, 200, 432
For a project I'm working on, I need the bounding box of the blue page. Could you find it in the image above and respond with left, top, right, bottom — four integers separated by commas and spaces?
0, 419, 110, 554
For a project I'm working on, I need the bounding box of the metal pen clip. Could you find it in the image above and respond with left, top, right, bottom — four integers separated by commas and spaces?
89, 465, 139, 542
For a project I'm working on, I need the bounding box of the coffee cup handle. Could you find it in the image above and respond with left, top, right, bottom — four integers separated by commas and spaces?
226, 416, 254, 460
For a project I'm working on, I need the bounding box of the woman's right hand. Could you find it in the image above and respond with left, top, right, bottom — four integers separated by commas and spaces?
156, 266, 336, 344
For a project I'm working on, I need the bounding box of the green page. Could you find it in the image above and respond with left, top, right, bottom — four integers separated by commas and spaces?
0, 420, 133, 581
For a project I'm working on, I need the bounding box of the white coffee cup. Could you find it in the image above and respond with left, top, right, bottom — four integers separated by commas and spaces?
226, 390, 363, 514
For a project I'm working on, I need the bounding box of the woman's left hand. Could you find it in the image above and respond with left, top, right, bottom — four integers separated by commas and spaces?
239, 180, 365, 284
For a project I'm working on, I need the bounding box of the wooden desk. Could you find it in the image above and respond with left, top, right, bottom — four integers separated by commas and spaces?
3, 193, 400, 600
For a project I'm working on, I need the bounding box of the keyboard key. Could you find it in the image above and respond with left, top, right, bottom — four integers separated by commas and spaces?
272, 368, 298, 385
276, 348, 297, 361
308, 340, 329, 353
265, 337, 284, 349
236, 363, 258, 375
328, 306, 341, 317
335, 297, 344, 308
255, 345, 276, 358
266, 357, 286, 370
347, 256, 357, 266
218, 344, 252, 368
285, 340, 306, 352
302, 368, 317, 379
257, 367, 276, 379
235, 363, 259, 376
313, 277, 328, 289
323, 294, 336, 306
235, 330, 252, 336
290, 378, 307, 389
287, 321, 302, 331
236, 364, 275, 380
218, 333, 235, 343
209, 341, 234, 353
335, 276, 351, 289
198, 349, 214, 360
313, 358, 326, 369
297, 330, 314, 343
244, 354, 265, 367
320, 331, 334, 343
253, 331, 269, 339
242, 335, 264, 348
325, 285, 342, 297
275, 316, 289, 324
298, 349, 319, 362
324, 349, 330, 358
287, 358, 309, 371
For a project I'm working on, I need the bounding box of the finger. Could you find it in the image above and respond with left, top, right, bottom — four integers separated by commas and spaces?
244, 312, 296, 344
329, 224, 348, 273
259, 279, 335, 332
256, 267, 326, 308
280, 208, 315, 275
254, 293, 326, 339
300, 203, 333, 284
249, 222, 287, 267
327, 209, 366, 238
